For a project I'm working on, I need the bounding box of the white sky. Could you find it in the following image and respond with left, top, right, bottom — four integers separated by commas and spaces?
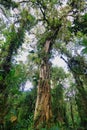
51, 56, 68, 70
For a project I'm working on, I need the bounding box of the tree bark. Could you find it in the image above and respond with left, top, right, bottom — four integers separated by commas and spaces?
34, 40, 52, 129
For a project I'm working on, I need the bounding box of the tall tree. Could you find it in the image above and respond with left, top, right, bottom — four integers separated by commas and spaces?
34, 31, 60, 129
0, 6, 36, 129
32, 0, 75, 129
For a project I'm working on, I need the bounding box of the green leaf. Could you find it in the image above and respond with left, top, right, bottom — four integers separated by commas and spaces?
82, 37, 87, 46
83, 13, 87, 21
0, 75, 3, 80
81, 47, 87, 54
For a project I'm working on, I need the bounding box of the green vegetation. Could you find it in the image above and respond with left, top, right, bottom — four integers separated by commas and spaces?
0, 0, 87, 130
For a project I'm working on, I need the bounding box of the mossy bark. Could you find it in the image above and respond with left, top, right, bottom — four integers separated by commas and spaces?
34, 79, 52, 129
34, 40, 52, 129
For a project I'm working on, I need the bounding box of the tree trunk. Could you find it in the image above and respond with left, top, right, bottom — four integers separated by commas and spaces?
34, 40, 52, 129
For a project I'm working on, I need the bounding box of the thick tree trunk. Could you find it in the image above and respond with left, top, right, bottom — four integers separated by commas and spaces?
34, 40, 52, 129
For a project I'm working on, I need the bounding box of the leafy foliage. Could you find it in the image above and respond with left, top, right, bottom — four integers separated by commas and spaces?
0, 0, 18, 9
0, 0, 87, 129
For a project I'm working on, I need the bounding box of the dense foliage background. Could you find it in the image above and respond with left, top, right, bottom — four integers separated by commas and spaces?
0, 0, 87, 130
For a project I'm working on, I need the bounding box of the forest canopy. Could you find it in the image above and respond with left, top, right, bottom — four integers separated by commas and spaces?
0, 0, 87, 130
